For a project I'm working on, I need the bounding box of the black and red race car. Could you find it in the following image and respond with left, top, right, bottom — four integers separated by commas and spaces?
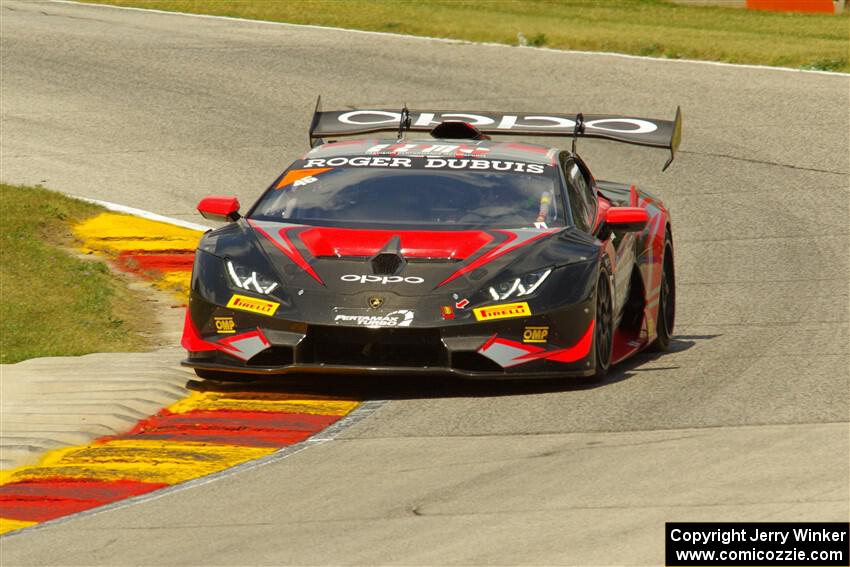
181, 100, 681, 379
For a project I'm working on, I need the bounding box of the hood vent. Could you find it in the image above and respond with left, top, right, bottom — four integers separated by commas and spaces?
371, 235, 405, 275
372, 253, 404, 275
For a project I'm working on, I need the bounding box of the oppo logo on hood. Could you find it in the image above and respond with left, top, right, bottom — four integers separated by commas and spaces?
341, 275, 424, 285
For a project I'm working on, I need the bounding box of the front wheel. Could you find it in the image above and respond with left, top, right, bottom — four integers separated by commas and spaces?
593, 272, 614, 378
650, 236, 676, 352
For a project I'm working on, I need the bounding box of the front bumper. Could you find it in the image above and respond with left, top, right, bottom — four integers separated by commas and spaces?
183, 360, 595, 380
182, 296, 597, 380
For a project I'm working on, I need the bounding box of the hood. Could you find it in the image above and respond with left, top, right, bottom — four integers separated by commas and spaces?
197, 218, 600, 327
246, 220, 571, 295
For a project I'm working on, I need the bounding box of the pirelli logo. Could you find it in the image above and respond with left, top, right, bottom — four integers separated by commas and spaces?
226, 294, 279, 317
473, 302, 531, 322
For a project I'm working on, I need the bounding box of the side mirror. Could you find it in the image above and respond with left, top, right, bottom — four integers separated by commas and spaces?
198, 195, 241, 222
605, 207, 649, 232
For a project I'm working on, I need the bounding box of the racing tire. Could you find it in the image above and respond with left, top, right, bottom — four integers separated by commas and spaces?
650, 235, 676, 352
593, 272, 614, 379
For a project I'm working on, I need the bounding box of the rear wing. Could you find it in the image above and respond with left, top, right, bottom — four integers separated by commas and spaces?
308, 97, 683, 170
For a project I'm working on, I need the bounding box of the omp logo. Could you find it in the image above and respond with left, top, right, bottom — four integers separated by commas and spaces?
523, 326, 549, 343
337, 111, 659, 134
473, 302, 531, 322
341, 275, 424, 285
226, 294, 279, 317
214, 317, 236, 334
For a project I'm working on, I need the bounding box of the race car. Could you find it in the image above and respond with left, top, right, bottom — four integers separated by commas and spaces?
181, 99, 681, 379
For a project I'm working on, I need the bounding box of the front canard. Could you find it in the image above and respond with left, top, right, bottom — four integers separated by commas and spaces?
226, 294, 279, 317
473, 302, 531, 322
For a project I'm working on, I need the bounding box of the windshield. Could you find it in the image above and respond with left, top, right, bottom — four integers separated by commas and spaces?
250, 158, 565, 230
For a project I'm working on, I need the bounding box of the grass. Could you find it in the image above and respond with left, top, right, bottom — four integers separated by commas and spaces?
0, 184, 152, 363
87, 0, 849, 72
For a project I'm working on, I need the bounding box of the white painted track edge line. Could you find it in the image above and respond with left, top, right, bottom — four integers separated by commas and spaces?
73, 196, 212, 231
50, 0, 850, 78
0, 399, 388, 538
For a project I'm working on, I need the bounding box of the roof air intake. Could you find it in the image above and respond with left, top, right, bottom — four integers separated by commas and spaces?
430, 121, 491, 140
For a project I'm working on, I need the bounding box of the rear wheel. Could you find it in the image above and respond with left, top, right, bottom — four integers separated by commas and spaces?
650, 236, 676, 352
593, 273, 614, 378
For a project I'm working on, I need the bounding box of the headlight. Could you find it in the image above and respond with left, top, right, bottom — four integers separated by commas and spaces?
488, 268, 552, 301
225, 259, 279, 294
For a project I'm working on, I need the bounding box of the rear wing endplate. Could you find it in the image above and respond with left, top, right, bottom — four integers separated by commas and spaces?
308, 97, 683, 171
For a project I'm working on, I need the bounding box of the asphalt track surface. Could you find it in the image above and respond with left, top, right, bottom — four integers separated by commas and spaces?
1, 1, 848, 564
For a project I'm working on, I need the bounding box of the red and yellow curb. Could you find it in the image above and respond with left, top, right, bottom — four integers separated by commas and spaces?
73, 212, 202, 296
0, 211, 362, 535
0, 391, 360, 533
